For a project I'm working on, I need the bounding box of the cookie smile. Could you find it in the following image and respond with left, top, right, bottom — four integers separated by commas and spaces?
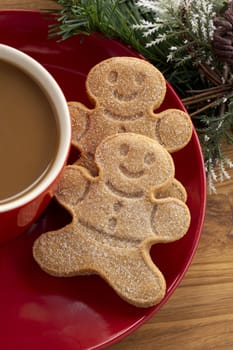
105, 181, 144, 198
119, 164, 144, 179
114, 90, 138, 102
103, 109, 143, 121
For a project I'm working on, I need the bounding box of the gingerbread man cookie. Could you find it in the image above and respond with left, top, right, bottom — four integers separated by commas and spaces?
33, 133, 190, 308
68, 56, 193, 173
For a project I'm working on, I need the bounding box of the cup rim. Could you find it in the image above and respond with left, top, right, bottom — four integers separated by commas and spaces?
0, 44, 71, 212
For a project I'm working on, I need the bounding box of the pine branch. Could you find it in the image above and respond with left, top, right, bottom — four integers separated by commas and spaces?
48, 0, 170, 66
183, 85, 232, 106
46, 0, 233, 192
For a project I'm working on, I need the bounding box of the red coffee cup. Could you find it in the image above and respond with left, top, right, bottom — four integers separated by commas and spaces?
0, 44, 71, 243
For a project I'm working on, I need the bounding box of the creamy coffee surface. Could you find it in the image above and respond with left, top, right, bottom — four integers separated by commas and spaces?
0, 59, 58, 202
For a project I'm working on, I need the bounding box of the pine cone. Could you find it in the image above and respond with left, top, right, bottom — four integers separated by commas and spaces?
212, 1, 233, 68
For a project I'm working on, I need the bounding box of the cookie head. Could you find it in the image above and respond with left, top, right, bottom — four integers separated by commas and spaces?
95, 133, 174, 196
86, 57, 166, 117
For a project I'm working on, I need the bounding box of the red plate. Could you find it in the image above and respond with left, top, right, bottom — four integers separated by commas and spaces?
0, 10, 206, 350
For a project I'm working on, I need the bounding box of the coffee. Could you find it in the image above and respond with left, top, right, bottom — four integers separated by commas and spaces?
0, 59, 58, 203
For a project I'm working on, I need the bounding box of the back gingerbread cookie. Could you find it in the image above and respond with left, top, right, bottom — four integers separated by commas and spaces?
68, 56, 193, 174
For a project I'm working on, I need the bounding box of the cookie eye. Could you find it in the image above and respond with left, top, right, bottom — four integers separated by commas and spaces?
117, 125, 127, 133
144, 152, 156, 165
135, 72, 146, 85
119, 143, 129, 156
108, 70, 118, 84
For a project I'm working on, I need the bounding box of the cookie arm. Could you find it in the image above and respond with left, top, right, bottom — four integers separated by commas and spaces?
55, 165, 91, 210
68, 101, 91, 149
154, 178, 187, 202
150, 198, 191, 243
154, 109, 193, 152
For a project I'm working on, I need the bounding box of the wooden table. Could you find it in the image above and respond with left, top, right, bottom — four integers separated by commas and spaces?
1, 1, 233, 349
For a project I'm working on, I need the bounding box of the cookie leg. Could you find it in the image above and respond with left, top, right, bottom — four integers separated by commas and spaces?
151, 198, 191, 242
33, 226, 93, 277
33, 227, 166, 307
96, 245, 166, 308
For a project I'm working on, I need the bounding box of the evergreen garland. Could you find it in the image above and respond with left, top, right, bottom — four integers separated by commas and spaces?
49, 0, 233, 192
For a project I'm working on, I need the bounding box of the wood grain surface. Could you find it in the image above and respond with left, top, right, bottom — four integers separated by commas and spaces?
1, 1, 233, 349
0, 0, 57, 9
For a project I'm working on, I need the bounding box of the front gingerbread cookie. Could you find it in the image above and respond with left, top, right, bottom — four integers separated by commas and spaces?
33, 133, 190, 308
69, 56, 193, 173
